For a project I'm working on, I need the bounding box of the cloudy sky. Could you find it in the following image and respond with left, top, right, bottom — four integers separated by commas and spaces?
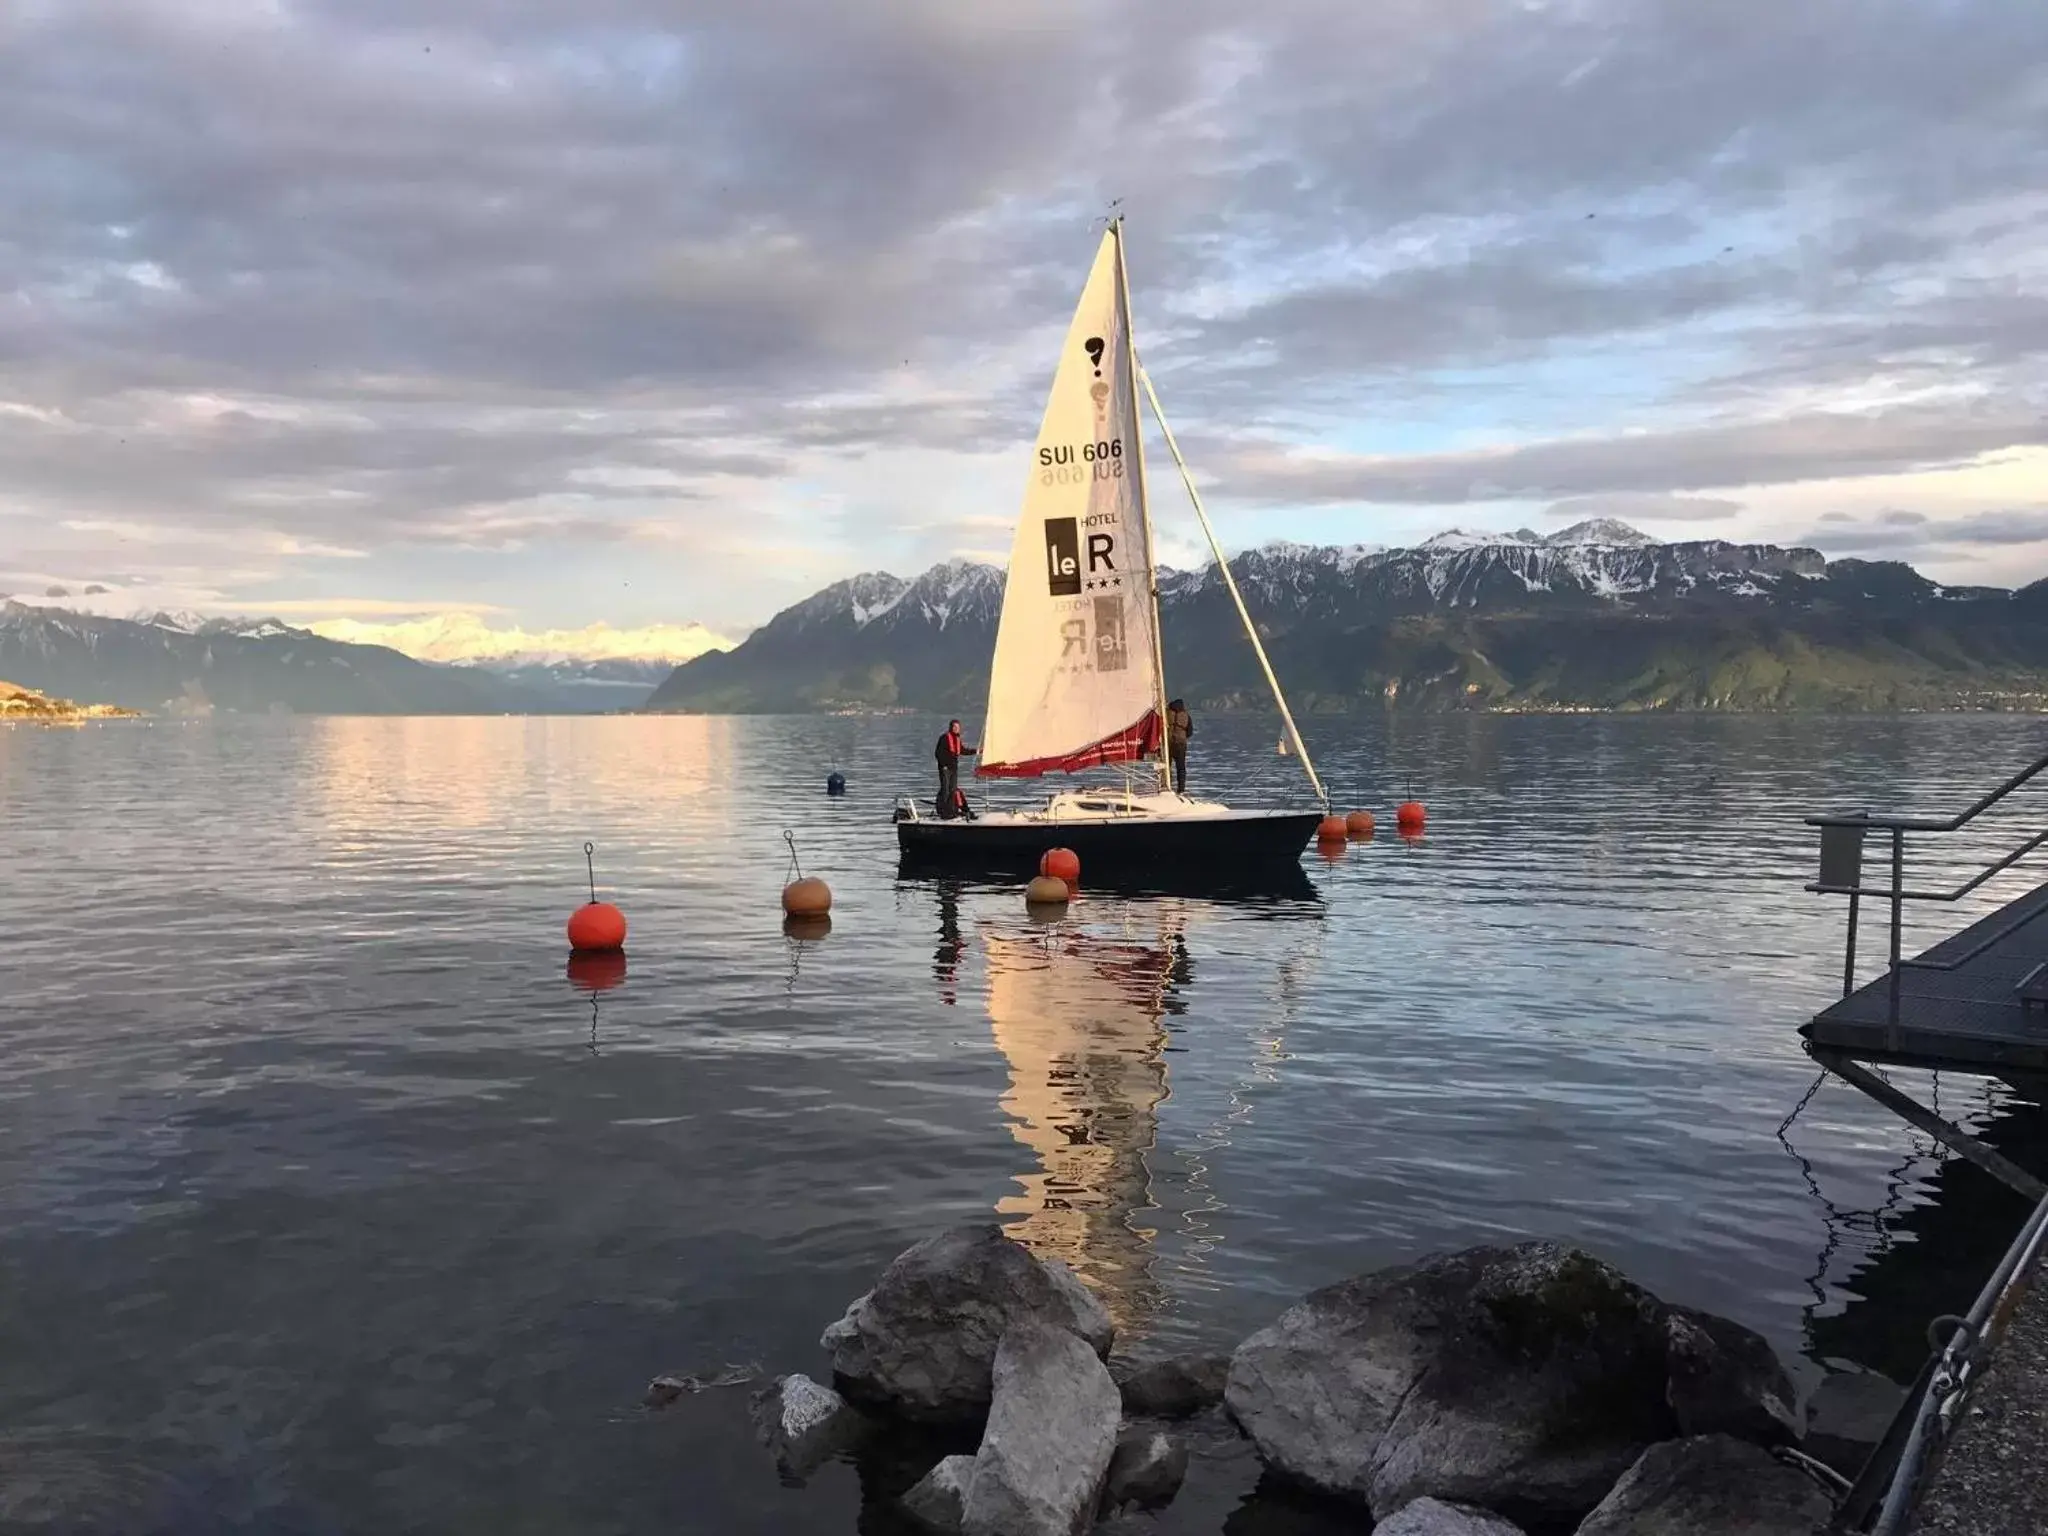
3, 0, 2045, 650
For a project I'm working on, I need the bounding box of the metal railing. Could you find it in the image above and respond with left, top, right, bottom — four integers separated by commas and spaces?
1831, 1184, 2048, 1533
1807, 748, 2048, 1027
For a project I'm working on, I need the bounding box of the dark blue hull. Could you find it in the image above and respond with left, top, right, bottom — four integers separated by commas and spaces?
894, 808, 1325, 890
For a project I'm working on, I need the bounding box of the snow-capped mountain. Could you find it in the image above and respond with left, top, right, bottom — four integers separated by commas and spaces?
646, 523, 2048, 714
0, 602, 632, 714
305, 611, 731, 668
772, 559, 1006, 638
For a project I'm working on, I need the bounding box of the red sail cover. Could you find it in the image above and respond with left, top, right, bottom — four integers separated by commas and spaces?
977, 709, 1161, 779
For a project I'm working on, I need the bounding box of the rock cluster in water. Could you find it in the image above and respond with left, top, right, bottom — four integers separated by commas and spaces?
751, 1224, 1837, 1535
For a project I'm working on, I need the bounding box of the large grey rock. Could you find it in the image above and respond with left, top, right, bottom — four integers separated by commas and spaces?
963, 1322, 1121, 1536
823, 1225, 1115, 1423
1101, 1428, 1187, 1512
1226, 1241, 1676, 1525
1376, 1497, 1528, 1535
1109, 1354, 1230, 1419
1573, 1435, 1833, 1535
1041, 1258, 1114, 1349
749, 1372, 859, 1480
902, 1454, 976, 1535
1663, 1306, 1802, 1445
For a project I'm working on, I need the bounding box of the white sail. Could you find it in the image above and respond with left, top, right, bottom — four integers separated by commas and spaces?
978, 227, 1164, 779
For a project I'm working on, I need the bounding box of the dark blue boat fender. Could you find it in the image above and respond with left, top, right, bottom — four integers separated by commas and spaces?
826, 771, 846, 796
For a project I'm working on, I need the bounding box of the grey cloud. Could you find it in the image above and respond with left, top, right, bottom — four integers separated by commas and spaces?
0, 0, 2044, 606
1540, 493, 1743, 524
1797, 507, 2048, 558
1224, 403, 2048, 505
1943, 510, 2048, 547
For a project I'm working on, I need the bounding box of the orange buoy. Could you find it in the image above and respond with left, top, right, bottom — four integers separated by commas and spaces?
1396, 800, 1427, 831
567, 900, 627, 953
566, 950, 628, 991
1316, 814, 1349, 842
568, 841, 626, 952
1039, 847, 1081, 884
1345, 810, 1376, 839
782, 876, 833, 916
1026, 874, 1072, 905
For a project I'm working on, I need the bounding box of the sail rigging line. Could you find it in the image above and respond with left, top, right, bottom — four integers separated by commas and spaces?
1110, 218, 1172, 794
1134, 359, 1329, 809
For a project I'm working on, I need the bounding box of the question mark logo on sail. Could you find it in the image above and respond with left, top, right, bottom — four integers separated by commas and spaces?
1083, 337, 1104, 376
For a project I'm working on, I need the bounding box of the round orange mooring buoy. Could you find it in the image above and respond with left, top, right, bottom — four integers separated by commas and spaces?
782, 876, 833, 916
1396, 800, 1426, 831
1316, 814, 1349, 842
1039, 847, 1081, 884
1026, 874, 1072, 905
567, 900, 627, 953
1345, 810, 1376, 839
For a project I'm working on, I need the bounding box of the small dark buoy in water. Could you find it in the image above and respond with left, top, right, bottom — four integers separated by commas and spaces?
826, 771, 846, 797
1345, 810, 1376, 839
1316, 814, 1348, 842
1396, 800, 1427, 832
567, 842, 627, 952
1039, 847, 1080, 884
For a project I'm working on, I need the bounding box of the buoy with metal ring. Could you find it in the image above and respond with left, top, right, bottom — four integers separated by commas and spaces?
779, 831, 833, 916
567, 842, 627, 953
1345, 810, 1376, 839
1039, 847, 1081, 884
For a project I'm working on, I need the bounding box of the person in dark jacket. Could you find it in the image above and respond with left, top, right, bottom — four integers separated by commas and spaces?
1167, 698, 1193, 793
935, 719, 977, 818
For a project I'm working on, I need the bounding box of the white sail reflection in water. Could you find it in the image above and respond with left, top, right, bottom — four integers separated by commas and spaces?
979, 905, 1192, 1337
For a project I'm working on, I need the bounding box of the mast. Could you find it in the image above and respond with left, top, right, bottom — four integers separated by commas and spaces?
1136, 361, 1330, 809
1112, 218, 1173, 794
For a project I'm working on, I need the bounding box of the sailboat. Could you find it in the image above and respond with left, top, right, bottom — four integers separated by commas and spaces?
894, 219, 1329, 878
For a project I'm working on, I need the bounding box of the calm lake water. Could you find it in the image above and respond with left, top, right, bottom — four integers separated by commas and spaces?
4, 712, 2046, 1534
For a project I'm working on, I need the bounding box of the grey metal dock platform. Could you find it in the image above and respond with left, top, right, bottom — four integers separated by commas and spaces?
1804, 878, 2048, 1076
1797, 748, 2048, 1533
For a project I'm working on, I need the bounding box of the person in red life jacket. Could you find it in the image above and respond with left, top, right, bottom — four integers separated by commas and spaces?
935, 719, 978, 819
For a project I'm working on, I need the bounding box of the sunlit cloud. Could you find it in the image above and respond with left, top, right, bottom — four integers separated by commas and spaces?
0, 0, 2042, 629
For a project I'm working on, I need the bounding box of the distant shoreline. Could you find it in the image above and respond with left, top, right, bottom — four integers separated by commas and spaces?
0, 681, 143, 725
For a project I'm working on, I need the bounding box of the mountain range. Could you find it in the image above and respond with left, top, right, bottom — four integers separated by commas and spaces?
0, 604, 679, 715
644, 521, 2048, 714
